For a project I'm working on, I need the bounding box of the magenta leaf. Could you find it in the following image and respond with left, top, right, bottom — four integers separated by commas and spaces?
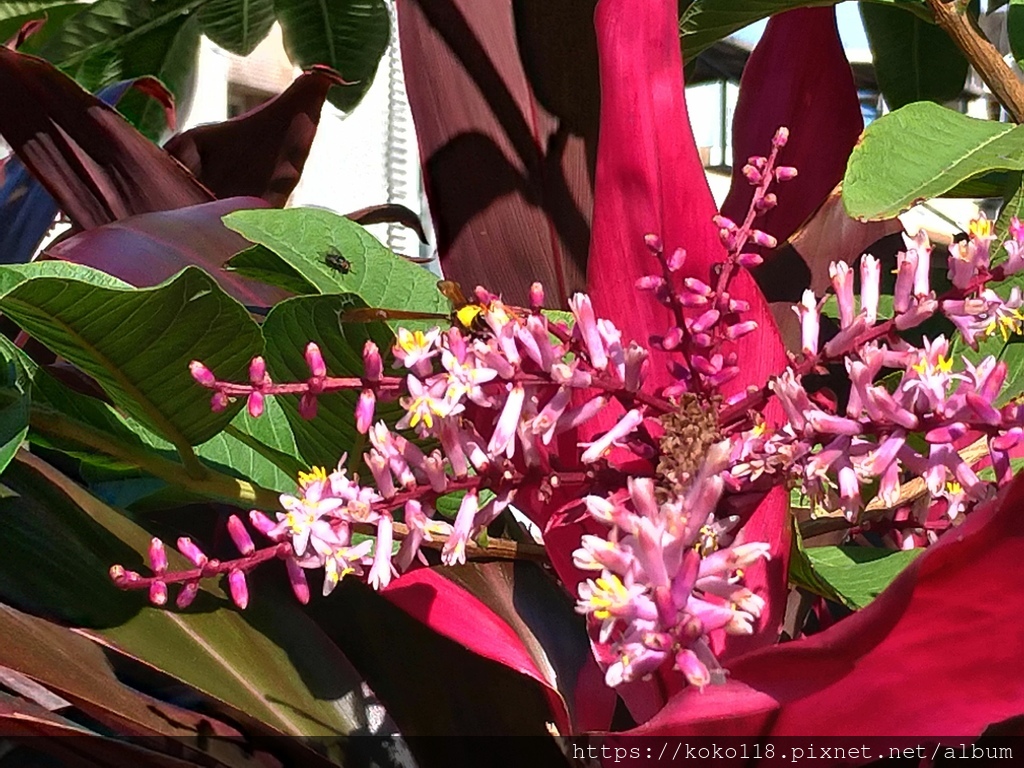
0, 46, 211, 230
630, 472, 1024, 736
46, 198, 288, 307
382, 561, 594, 734
397, 0, 598, 307
587, 0, 787, 403
164, 66, 345, 208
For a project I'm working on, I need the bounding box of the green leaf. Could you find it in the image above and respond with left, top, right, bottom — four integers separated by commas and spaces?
679, 0, 931, 62
0, 452, 404, 750
224, 207, 449, 314
262, 293, 393, 467
859, 1, 969, 109
197, 0, 275, 56
997, 173, 1024, 237
0, 1, 86, 52
1010, 0, 1024, 68
0, 267, 263, 449
225, 243, 319, 295
843, 102, 1024, 220
37, 0, 200, 138
273, 0, 389, 112
803, 545, 922, 609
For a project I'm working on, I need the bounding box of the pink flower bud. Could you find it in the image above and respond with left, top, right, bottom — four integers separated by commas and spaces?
691, 332, 713, 348
742, 164, 762, 184
228, 569, 248, 610
728, 298, 750, 313
713, 215, 737, 231
751, 230, 778, 249
249, 509, 276, 535
176, 537, 208, 568
149, 581, 168, 606
860, 254, 881, 325
660, 326, 684, 351
247, 391, 264, 418
684, 277, 713, 296
210, 391, 229, 412
285, 557, 310, 604
724, 321, 758, 340
529, 282, 545, 310
748, 155, 767, 170
644, 233, 663, 253
737, 252, 763, 268
772, 126, 790, 148
226, 515, 255, 555
666, 247, 687, 272
148, 537, 168, 574
829, 262, 855, 329
635, 275, 665, 291
305, 343, 326, 378
363, 341, 383, 381
690, 309, 720, 334
189, 361, 216, 388
299, 393, 318, 420
109, 564, 126, 582
678, 291, 709, 308
248, 356, 266, 385
356, 389, 376, 434
755, 192, 778, 212
775, 166, 798, 182
176, 582, 199, 609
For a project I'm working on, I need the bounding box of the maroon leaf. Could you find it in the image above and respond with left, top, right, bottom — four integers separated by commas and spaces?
721, 7, 862, 252
164, 67, 344, 208
4, 16, 47, 50
46, 197, 289, 307
397, 0, 599, 307
345, 203, 428, 243
0, 46, 212, 230
383, 561, 593, 733
628, 471, 1024, 737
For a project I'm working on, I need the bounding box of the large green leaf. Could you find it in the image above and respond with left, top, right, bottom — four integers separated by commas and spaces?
273, 0, 389, 112
0, 1, 85, 50
0, 451, 407, 757
802, 545, 923, 610
859, 1, 969, 109
0, 266, 263, 451
679, 0, 930, 61
198, 0, 275, 56
223, 207, 449, 313
36, 0, 201, 138
843, 102, 1024, 220
262, 293, 395, 467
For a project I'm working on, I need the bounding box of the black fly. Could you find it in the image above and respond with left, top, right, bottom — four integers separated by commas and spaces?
324, 246, 351, 274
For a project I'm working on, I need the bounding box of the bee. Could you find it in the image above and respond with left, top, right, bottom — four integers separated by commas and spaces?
340, 280, 516, 335
324, 246, 352, 274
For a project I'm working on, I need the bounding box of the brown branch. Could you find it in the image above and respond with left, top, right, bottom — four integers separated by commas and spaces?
926, 0, 1024, 123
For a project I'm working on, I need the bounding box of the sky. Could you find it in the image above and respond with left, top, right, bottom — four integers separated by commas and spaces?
731, 2, 870, 53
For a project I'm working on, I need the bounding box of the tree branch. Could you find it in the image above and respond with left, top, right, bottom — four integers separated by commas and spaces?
926, 0, 1024, 123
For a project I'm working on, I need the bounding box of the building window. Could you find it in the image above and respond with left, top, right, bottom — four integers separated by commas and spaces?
227, 83, 275, 118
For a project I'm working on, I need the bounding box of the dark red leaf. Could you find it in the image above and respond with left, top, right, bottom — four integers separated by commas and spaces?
0, 46, 211, 230
721, 7, 863, 250
46, 197, 288, 307
164, 67, 344, 208
4, 17, 47, 50
397, 0, 599, 307
630, 472, 1024, 737
345, 203, 428, 243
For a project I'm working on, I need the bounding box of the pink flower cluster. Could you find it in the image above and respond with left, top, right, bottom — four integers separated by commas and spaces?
574, 442, 770, 688
730, 218, 1024, 543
